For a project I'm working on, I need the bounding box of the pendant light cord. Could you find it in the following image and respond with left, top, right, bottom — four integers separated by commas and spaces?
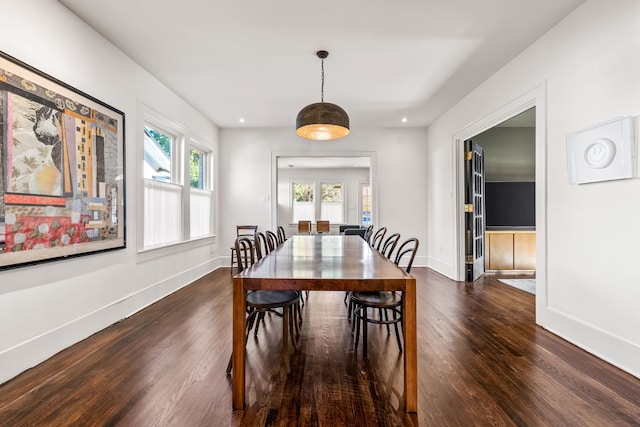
320, 58, 325, 102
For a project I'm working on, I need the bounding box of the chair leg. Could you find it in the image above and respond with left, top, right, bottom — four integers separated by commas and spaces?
379, 308, 391, 335
348, 294, 356, 328
230, 248, 236, 275
254, 311, 267, 337
289, 305, 300, 350
392, 308, 403, 352
363, 307, 369, 359
354, 304, 361, 349
297, 299, 303, 325
282, 307, 291, 373
226, 352, 233, 375
226, 310, 260, 375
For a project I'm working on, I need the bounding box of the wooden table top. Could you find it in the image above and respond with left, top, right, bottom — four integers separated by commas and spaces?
236, 235, 412, 291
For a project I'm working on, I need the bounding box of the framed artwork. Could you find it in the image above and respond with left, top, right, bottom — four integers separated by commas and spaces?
0, 51, 125, 270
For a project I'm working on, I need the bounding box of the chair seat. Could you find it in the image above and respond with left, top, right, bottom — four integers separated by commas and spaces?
350, 291, 401, 308
246, 290, 299, 309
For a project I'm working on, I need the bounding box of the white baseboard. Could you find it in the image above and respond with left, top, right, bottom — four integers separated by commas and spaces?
425, 256, 454, 279
542, 307, 640, 379
0, 258, 223, 385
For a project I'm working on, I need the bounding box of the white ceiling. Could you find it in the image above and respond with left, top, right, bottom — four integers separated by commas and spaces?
57, 0, 583, 130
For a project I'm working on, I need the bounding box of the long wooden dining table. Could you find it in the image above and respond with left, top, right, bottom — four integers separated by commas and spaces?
232, 234, 418, 412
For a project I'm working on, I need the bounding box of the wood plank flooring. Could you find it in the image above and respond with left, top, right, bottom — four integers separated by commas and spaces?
0, 268, 638, 426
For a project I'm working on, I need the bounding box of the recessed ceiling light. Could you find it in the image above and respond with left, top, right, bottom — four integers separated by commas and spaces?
401, 117, 408, 123
239, 117, 245, 124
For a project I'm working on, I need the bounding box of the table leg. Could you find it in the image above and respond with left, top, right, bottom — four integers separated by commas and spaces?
232, 277, 246, 409
404, 277, 418, 412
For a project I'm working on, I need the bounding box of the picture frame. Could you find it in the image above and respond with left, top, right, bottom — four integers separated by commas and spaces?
0, 51, 125, 270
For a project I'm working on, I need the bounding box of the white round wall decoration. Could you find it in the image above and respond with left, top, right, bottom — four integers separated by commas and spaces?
584, 138, 615, 169
566, 116, 635, 184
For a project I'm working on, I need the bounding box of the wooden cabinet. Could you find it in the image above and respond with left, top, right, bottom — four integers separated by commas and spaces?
486, 230, 536, 271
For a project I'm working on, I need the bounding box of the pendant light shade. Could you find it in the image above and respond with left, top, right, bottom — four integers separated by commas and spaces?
296, 51, 350, 140
296, 102, 350, 140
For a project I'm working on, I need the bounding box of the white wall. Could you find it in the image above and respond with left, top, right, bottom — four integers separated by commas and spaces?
219, 127, 428, 264
0, 0, 219, 383
426, 0, 640, 377
474, 127, 535, 181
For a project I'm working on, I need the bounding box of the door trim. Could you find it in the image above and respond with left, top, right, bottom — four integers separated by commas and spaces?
270, 150, 378, 231
452, 83, 547, 323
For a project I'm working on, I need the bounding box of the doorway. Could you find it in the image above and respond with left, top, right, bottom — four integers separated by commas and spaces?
466, 108, 536, 282
452, 85, 547, 316
270, 152, 378, 236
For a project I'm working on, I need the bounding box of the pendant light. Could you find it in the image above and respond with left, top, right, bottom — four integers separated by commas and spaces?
296, 50, 350, 140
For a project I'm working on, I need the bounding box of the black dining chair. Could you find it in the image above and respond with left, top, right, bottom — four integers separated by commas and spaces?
254, 231, 269, 260
380, 232, 401, 259
230, 225, 257, 274
363, 225, 374, 244
277, 226, 287, 244
339, 224, 360, 233
344, 228, 366, 239
226, 237, 301, 374
266, 230, 279, 251
370, 227, 387, 251
350, 237, 419, 358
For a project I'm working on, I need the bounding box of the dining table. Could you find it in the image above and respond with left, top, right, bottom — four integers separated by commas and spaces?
232, 234, 418, 412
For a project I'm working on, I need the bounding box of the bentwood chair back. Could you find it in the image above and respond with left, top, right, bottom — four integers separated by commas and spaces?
254, 232, 269, 260
266, 230, 279, 251
370, 227, 387, 251
363, 225, 374, 244
277, 226, 287, 244
316, 220, 330, 234
235, 236, 256, 272
380, 233, 401, 259
230, 225, 258, 273
394, 237, 419, 273
297, 220, 312, 234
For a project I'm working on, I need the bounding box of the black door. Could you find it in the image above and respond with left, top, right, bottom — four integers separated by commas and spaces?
464, 139, 485, 282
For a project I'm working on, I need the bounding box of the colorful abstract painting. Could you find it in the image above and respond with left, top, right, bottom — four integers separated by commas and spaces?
0, 51, 125, 269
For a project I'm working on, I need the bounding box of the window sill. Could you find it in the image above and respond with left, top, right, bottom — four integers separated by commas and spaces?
136, 235, 216, 264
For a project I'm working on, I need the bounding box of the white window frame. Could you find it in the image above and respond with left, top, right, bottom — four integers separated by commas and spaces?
291, 180, 316, 223
290, 180, 346, 224
137, 104, 215, 261
359, 181, 372, 226
320, 181, 345, 224
188, 138, 214, 239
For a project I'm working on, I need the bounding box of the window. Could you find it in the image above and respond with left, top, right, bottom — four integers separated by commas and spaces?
291, 181, 345, 223
189, 148, 206, 189
361, 183, 372, 226
143, 124, 181, 247
141, 112, 213, 251
292, 182, 314, 222
189, 144, 212, 239
321, 183, 344, 223
143, 126, 174, 182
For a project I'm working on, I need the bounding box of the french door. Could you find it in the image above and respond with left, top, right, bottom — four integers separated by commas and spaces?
464, 139, 485, 282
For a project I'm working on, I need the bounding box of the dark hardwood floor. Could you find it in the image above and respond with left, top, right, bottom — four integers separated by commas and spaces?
0, 268, 638, 426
